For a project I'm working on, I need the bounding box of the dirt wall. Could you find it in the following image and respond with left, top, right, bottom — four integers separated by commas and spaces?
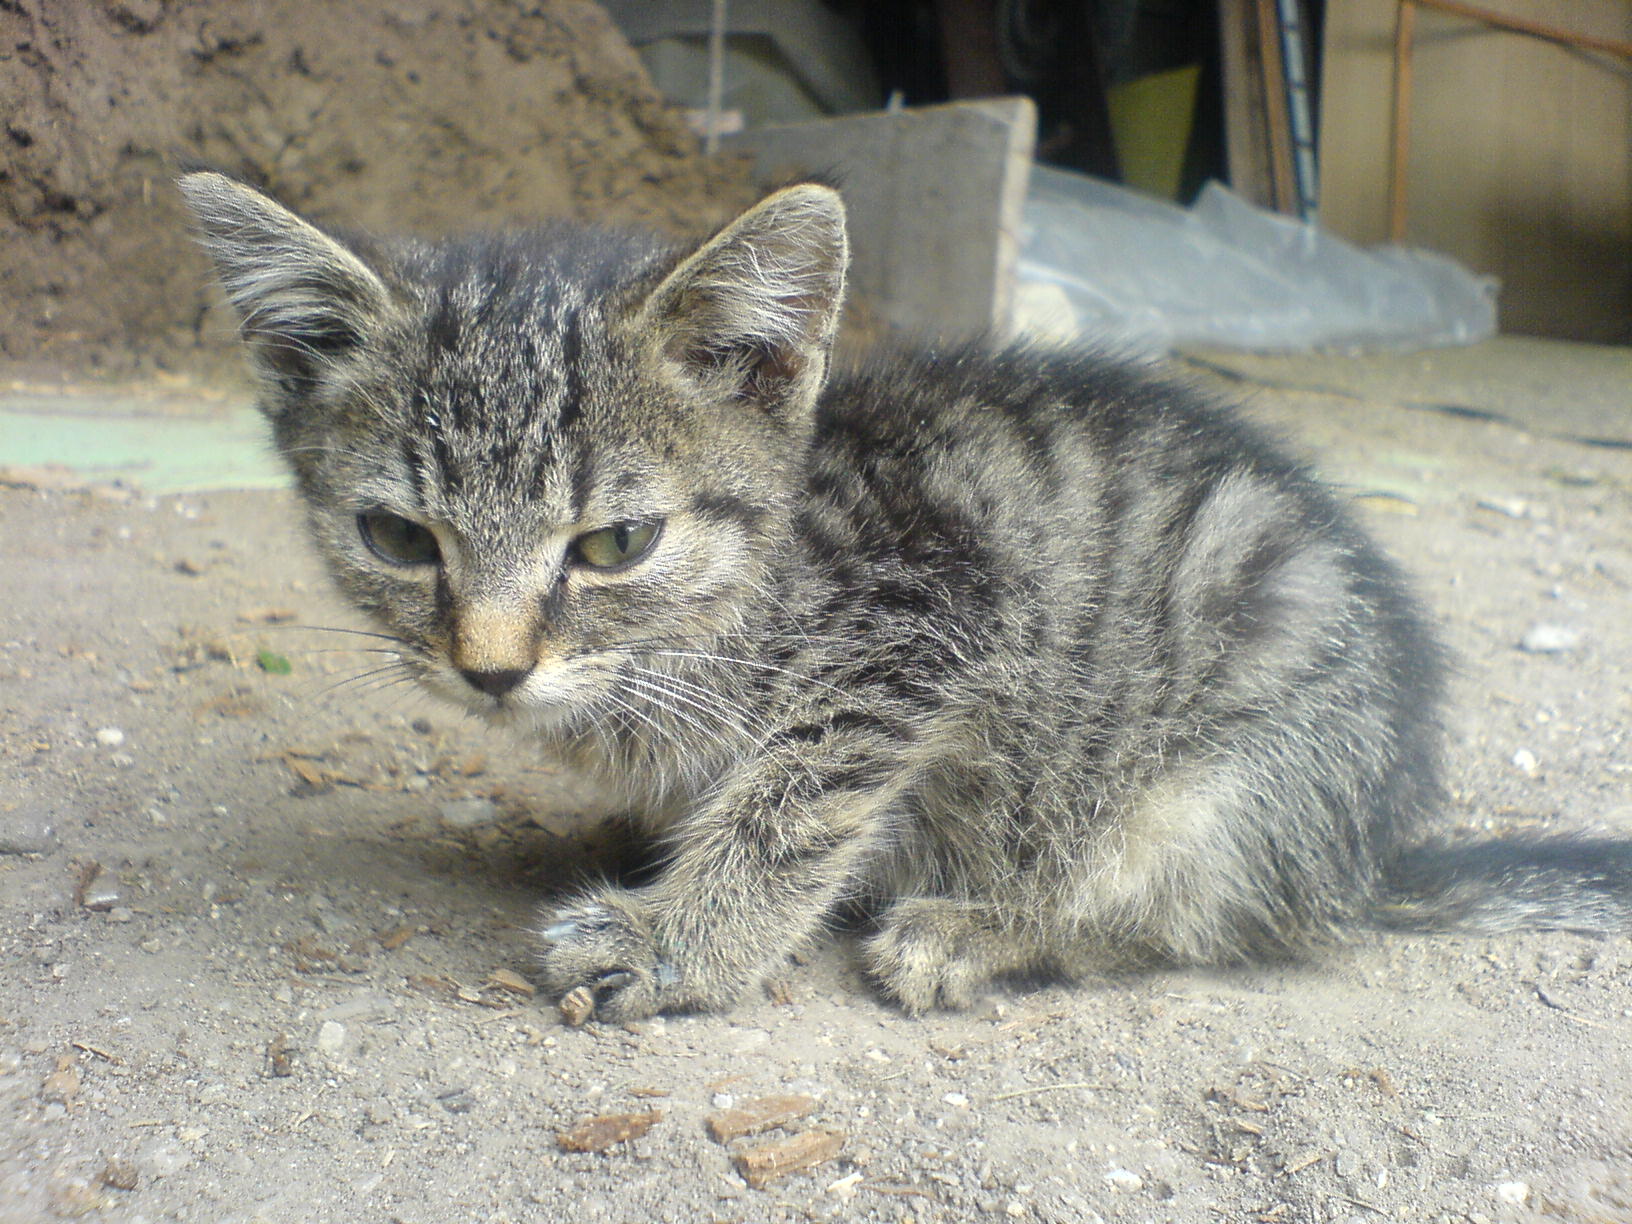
0, 0, 755, 382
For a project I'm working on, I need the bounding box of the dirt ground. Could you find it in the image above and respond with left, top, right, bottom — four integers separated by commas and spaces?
1, 0, 753, 383
1, 352, 1630, 1224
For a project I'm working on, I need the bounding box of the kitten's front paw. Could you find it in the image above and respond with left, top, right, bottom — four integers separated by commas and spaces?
536, 892, 676, 1022
863, 898, 1001, 1015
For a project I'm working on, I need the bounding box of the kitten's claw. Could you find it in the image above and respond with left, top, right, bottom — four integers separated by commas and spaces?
540, 919, 585, 943
536, 894, 668, 1022
541, 909, 616, 943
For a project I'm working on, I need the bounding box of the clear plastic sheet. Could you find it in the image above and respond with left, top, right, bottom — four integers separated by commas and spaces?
1015, 166, 1498, 356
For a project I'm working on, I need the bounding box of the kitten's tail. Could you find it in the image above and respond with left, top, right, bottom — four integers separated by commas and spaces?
1374, 835, 1632, 935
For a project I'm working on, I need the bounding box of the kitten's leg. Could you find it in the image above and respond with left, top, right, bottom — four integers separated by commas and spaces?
537, 727, 909, 1021
863, 897, 1051, 1014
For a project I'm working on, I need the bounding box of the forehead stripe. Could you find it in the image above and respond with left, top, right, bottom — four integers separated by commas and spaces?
556, 308, 586, 435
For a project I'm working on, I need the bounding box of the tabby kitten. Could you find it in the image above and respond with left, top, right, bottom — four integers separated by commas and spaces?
180, 172, 1632, 1021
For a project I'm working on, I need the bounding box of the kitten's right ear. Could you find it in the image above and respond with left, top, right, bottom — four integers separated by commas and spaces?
178, 172, 391, 385
636, 183, 849, 421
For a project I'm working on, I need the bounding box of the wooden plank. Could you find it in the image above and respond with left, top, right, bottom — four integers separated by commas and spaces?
723, 97, 1037, 339
1253, 0, 1299, 214
1218, 0, 1278, 210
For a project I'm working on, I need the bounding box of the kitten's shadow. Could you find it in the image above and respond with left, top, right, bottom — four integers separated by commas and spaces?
417, 809, 666, 899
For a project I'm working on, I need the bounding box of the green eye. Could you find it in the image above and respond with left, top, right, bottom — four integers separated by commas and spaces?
572, 519, 662, 570
358, 511, 440, 567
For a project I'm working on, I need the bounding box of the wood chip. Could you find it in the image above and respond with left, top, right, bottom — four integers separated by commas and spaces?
558, 985, 595, 1027
42, 1055, 81, 1104
70, 1041, 121, 1064
706, 1093, 816, 1143
236, 607, 299, 623
98, 1157, 139, 1191
555, 1109, 662, 1153
283, 754, 333, 791
196, 691, 265, 720
732, 1128, 844, 1189
407, 974, 462, 999
1281, 1148, 1331, 1177
484, 968, 535, 998
377, 925, 417, 951
71, 860, 101, 908
1369, 1067, 1399, 1099
267, 1032, 294, 1078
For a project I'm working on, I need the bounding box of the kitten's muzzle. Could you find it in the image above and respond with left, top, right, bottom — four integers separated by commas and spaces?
450, 597, 543, 699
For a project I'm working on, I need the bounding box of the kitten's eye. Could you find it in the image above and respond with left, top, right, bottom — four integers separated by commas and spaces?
358, 511, 440, 567
572, 519, 662, 570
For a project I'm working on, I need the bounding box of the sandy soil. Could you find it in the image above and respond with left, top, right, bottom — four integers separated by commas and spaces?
1, 367, 1630, 1224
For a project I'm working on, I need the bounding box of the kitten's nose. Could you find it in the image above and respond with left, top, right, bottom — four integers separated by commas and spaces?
459, 666, 531, 698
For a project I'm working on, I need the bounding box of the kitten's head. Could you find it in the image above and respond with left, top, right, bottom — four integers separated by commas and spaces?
179, 173, 848, 731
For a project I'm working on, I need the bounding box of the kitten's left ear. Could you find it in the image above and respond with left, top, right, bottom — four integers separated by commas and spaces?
637, 184, 849, 418
178, 171, 393, 389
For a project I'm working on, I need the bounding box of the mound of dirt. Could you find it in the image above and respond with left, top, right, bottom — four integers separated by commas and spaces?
1, 0, 756, 382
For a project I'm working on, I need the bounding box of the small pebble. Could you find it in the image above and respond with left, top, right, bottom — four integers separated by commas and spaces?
1476, 496, 1527, 519
315, 1021, 345, 1057
711, 1092, 735, 1110
1511, 748, 1540, 776
437, 797, 500, 830
1495, 1181, 1530, 1205
138, 1141, 190, 1178
99, 1157, 139, 1191
82, 870, 124, 911
1519, 624, 1581, 654
95, 726, 127, 747
1104, 1168, 1143, 1193
437, 1088, 475, 1114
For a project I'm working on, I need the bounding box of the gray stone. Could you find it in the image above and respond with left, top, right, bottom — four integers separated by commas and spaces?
0, 810, 58, 855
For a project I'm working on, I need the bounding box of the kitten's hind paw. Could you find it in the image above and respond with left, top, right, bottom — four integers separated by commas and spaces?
863, 898, 1014, 1014
536, 893, 674, 1022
